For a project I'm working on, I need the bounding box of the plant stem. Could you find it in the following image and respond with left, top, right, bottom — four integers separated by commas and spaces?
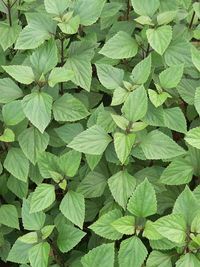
146, 43, 150, 57
1, 0, 7, 7
126, 0, 130, 20
60, 38, 64, 95
189, 11, 195, 29
7, 0, 12, 27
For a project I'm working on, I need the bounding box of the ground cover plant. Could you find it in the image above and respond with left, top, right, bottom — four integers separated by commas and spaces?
0, 0, 200, 266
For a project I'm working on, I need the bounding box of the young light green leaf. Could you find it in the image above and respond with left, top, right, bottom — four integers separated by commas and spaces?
7, 240, 33, 264
30, 183, 55, 213
60, 190, 85, 229
68, 125, 112, 155
114, 132, 136, 164
0, 128, 15, 142
53, 93, 89, 122
0, 23, 21, 51
2, 65, 35, 85
148, 89, 170, 108
127, 178, 157, 217
108, 170, 136, 209
146, 25, 172, 55
22, 92, 53, 133
99, 31, 138, 59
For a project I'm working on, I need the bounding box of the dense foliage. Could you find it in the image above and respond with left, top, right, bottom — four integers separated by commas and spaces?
0, 0, 200, 266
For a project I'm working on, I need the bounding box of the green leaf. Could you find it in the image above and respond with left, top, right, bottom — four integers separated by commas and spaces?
131, 54, 152, 84
114, 132, 136, 164
194, 87, 200, 116
146, 251, 172, 267
2, 100, 25, 125
59, 150, 81, 177
2, 65, 35, 85
154, 214, 187, 243
148, 89, 170, 108
22, 198, 45, 231
48, 67, 74, 87
0, 23, 21, 51
127, 178, 157, 217
0, 78, 23, 103
30, 183, 55, 213
118, 236, 148, 267
108, 170, 136, 209
89, 209, 123, 240
58, 14, 80, 35
0, 128, 15, 142
15, 13, 56, 50
60, 190, 85, 229
99, 31, 138, 59
173, 186, 199, 225
96, 64, 124, 90
57, 225, 86, 253
29, 242, 50, 267
163, 107, 187, 134
7, 176, 28, 199
191, 46, 200, 72
0, 204, 19, 229
140, 130, 186, 159
68, 125, 112, 155
157, 11, 177, 25
112, 216, 135, 235
18, 127, 49, 164
53, 93, 89, 122
44, 0, 69, 15
22, 92, 53, 133
131, 0, 160, 16
74, 0, 106, 26
176, 253, 200, 267
81, 243, 115, 267
159, 64, 184, 89
146, 25, 172, 55
160, 158, 193, 185
7, 240, 33, 264
122, 85, 148, 121
30, 39, 58, 76
77, 171, 107, 198
4, 148, 29, 182
65, 40, 95, 91
185, 127, 200, 149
